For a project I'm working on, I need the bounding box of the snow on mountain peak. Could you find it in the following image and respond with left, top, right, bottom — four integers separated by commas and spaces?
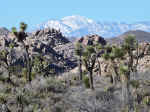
36, 15, 150, 39
61, 15, 95, 30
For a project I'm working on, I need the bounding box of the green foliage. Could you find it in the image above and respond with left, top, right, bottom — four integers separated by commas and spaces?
82, 70, 88, 76
109, 53, 115, 60
75, 42, 83, 56
11, 27, 18, 36
31, 72, 36, 79
0, 50, 8, 58
0, 93, 8, 103
119, 65, 128, 75
22, 68, 28, 82
102, 53, 110, 60
129, 80, 140, 89
83, 76, 90, 88
11, 22, 27, 42
143, 96, 150, 105
122, 35, 136, 51
85, 45, 96, 54
82, 45, 96, 61
94, 43, 103, 51
9, 43, 15, 49
32, 55, 44, 73
104, 44, 112, 53
111, 47, 124, 58
20, 22, 27, 31
102, 45, 124, 61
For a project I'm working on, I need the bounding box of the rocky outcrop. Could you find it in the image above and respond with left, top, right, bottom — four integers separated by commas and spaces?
0, 27, 9, 36
0, 28, 76, 75
32, 28, 70, 48
77, 34, 106, 46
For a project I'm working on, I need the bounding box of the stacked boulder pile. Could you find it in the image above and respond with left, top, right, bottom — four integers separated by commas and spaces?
77, 34, 106, 46
0, 28, 77, 75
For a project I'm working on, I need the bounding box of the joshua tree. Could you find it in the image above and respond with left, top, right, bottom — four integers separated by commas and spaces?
11, 22, 32, 82
119, 65, 131, 109
75, 42, 83, 80
102, 44, 124, 85
82, 45, 97, 90
119, 35, 142, 111
122, 35, 137, 76
94, 43, 103, 76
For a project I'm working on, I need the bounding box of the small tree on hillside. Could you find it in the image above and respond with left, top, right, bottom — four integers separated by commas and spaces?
82, 45, 97, 90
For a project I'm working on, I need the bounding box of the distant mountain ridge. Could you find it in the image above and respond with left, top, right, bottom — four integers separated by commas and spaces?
107, 30, 150, 44
36, 15, 150, 39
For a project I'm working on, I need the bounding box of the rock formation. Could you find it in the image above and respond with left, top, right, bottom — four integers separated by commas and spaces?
0, 28, 76, 75
77, 34, 106, 46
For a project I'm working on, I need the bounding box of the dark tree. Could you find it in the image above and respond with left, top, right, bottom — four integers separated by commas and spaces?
82, 45, 97, 90
75, 42, 83, 80
12, 22, 32, 82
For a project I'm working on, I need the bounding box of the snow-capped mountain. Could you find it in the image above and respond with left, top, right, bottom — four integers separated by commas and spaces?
36, 15, 150, 39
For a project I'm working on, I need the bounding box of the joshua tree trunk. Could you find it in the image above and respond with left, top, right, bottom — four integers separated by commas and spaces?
97, 58, 101, 76
79, 56, 82, 80
111, 63, 119, 85
112, 73, 116, 85
23, 43, 32, 82
122, 81, 129, 106
8, 71, 11, 82
133, 42, 139, 80
26, 49, 31, 82
110, 75, 113, 84
121, 75, 133, 112
88, 68, 94, 90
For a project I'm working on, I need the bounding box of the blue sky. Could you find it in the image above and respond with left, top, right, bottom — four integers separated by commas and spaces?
1, 0, 150, 30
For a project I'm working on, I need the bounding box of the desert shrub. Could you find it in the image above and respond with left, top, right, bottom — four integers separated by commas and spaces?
0, 93, 8, 103
0, 75, 6, 82
72, 75, 78, 81
130, 80, 140, 89
22, 68, 28, 82
45, 77, 66, 93
31, 71, 36, 80
143, 96, 150, 106
104, 85, 115, 93
82, 70, 88, 76
83, 76, 90, 88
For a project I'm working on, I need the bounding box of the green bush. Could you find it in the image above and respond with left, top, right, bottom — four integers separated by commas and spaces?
130, 80, 140, 89
22, 68, 27, 82
83, 76, 90, 88
31, 72, 36, 79
143, 96, 150, 106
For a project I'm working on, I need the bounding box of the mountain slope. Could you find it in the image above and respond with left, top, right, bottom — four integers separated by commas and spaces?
107, 30, 150, 44
36, 15, 150, 39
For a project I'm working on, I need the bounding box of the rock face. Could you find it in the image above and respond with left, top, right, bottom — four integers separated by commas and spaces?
0, 27, 9, 36
32, 28, 70, 48
77, 34, 106, 46
0, 28, 77, 75
137, 42, 150, 72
